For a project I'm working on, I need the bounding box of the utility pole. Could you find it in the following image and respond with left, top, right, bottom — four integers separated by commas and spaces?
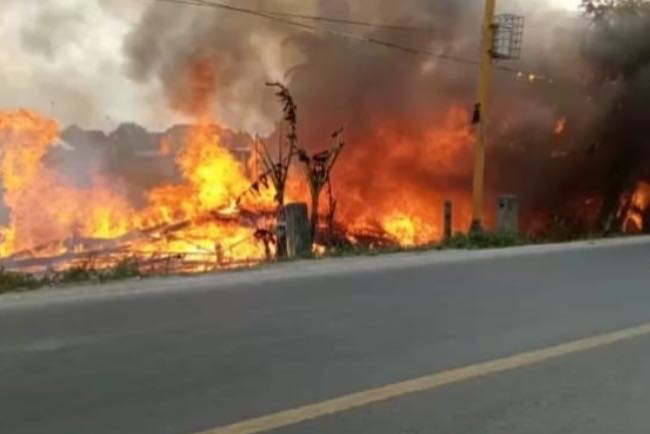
470, 0, 497, 233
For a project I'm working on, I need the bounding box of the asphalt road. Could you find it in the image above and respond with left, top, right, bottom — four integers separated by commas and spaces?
2, 239, 650, 434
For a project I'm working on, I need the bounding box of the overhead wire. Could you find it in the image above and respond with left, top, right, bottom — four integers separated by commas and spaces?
256, 10, 436, 32
154, 0, 554, 84
156, 0, 435, 32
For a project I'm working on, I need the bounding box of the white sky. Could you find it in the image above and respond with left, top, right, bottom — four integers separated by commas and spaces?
548, 0, 581, 10
0, 0, 174, 130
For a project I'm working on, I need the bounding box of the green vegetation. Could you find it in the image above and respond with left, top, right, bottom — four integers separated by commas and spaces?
0, 268, 43, 294
58, 259, 141, 283
322, 231, 527, 256
0, 258, 142, 295
325, 244, 401, 258
60, 265, 95, 283
0, 231, 634, 296
442, 231, 526, 250
100, 258, 141, 281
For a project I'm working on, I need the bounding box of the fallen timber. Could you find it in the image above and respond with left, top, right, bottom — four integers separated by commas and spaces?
0, 206, 276, 274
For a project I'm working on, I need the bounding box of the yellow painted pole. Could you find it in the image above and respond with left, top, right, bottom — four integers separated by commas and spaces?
470, 0, 497, 233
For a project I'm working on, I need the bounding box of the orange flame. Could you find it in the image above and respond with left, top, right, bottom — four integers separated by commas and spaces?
0, 109, 274, 267
0, 77, 480, 271
333, 106, 475, 246
622, 182, 650, 233
0, 110, 133, 257
554, 117, 567, 135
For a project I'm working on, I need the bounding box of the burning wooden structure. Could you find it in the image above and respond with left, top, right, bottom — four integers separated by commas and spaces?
0, 90, 383, 276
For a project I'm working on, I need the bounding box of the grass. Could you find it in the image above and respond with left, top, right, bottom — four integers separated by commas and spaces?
99, 258, 141, 281
321, 230, 528, 257
442, 231, 527, 249
0, 268, 43, 294
60, 265, 95, 283
0, 258, 143, 295
324, 244, 402, 258
0, 230, 634, 296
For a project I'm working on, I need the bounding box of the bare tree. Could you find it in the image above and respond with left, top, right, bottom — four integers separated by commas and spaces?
325, 176, 338, 245
239, 83, 345, 252
296, 128, 345, 242
236, 82, 299, 258
238, 82, 298, 208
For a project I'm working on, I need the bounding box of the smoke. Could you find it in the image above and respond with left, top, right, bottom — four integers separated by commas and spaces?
0, 0, 173, 130
8, 0, 642, 234
124, 0, 481, 134
573, 8, 650, 228
123, 0, 598, 232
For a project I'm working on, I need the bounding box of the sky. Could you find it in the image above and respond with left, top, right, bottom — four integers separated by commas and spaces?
0, 0, 581, 132
549, 0, 581, 11
0, 0, 172, 130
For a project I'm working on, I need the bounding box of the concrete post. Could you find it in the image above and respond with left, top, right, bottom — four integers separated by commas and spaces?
283, 202, 313, 258
497, 195, 519, 233
444, 200, 453, 241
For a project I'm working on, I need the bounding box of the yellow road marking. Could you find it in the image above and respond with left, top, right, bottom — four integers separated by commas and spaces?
196, 322, 650, 434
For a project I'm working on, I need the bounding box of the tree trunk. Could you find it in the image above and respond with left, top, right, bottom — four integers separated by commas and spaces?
310, 191, 319, 242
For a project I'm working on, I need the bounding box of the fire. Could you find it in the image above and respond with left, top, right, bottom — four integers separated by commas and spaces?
0, 109, 274, 270
178, 122, 248, 211
0, 96, 476, 273
0, 110, 133, 256
0, 110, 57, 192
621, 182, 650, 232
117, 60, 277, 267
0, 61, 280, 272
131, 119, 276, 265
554, 117, 567, 135
333, 107, 475, 246
142, 120, 272, 223
382, 213, 437, 247
160, 136, 172, 156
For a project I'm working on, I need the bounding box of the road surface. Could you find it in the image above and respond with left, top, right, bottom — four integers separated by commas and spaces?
2, 238, 650, 434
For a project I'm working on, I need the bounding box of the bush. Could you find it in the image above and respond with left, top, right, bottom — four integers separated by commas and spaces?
101, 258, 140, 281
0, 268, 42, 294
60, 265, 94, 283
443, 231, 526, 249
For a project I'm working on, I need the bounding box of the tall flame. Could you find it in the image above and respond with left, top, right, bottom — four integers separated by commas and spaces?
0, 109, 274, 266
0, 110, 132, 256
333, 107, 475, 246
0, 99, 477, 270
621, 182, 650, 233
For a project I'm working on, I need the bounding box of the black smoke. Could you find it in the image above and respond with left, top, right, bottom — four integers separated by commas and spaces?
123, 0, 646, 234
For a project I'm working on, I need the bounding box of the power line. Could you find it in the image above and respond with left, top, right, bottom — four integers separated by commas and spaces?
158, 0, 435, 32
264, 11, 435, 33
156, 0, 477, 64
154, 0, 553, 83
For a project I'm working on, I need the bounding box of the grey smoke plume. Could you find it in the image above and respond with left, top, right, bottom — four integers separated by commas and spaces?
124, 0, 481, 134
7, 0, 638, 232
0, 0, 172, 130
574, 9, 650, 228
125, 0, 597, 231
